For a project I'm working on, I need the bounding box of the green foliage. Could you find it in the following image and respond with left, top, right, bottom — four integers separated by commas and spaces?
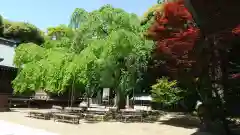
13, 62, 42, 94
141, 3, 164, 31
3, 19, 12, 30
98, 29, 152, 90
3, 20, 44, 45
69, 4, 153, 96
157, 0, 162, 3
14, 43, 44, 67
13, 43, 75, 94
43, 37, 72, 50
151, 77, 184, 105
46, 24, 75, 40
69, 8, 88, 29
12, 5, 153, 109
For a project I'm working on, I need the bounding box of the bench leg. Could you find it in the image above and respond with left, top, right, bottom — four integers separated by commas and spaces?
53, 116, 56, 122
72, 118, 78, 124
75, 118, 79, 124
102, 116, 104, 121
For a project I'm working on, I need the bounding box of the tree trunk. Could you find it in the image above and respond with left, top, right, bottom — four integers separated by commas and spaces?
109, 88, 115, 106
97, 90, 102, 104
87, 98, 90, 108
86, 87, 91, 108
206, 36, 230, 135
116, 90, 126, 110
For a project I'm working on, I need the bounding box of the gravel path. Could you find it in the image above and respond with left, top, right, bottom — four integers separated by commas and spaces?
0, 109, 203, 135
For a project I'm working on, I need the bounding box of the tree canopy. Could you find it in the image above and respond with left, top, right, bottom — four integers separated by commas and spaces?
0, 17, 44, 45
46, 24, 75, 40
12, 5, 153, 109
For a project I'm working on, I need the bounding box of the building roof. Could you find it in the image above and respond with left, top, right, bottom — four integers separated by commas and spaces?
0, 37, 17, 47
0, 38, 16, 68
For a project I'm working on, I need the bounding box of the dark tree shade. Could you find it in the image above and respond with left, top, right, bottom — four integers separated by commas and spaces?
184, 0, 240, 35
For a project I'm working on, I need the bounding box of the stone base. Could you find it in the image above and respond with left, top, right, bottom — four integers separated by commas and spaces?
0, 94, 9, 112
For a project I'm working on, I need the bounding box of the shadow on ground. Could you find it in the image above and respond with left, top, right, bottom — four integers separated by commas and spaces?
82, 120, 100, 124
159, 115, 201, 129
189, 119, 240, 135
229, 123, 240, 135
190, 130, 213, 135
190, 129, 240, 135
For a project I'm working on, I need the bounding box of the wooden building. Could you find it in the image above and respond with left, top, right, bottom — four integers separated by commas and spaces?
0, 37, 18, 111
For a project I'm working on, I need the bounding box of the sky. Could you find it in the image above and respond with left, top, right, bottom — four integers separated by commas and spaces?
0, 0, 157, 30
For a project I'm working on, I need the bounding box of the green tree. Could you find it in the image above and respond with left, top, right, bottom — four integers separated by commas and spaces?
3, 20, 44, 45
13, 5, 153, 110
151, 77, 184, 105
69, 8, 88, 29
97, 29, 153, 109
12, 42, 74, 94
75, 5, 153, 109
46, 24, 75, 40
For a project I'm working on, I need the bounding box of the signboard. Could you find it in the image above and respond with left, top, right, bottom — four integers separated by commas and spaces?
102, 88, 110, 100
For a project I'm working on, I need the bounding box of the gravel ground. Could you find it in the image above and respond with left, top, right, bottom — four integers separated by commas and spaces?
0, 120, 58, 135
0, 108, 207, 135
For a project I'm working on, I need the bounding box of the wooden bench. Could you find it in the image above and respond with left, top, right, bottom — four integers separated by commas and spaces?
50, 105, 63, 115
53, 113, 80, 124
64, 107, 83, 114
51, 105, 63, 112
120, 110, 143, 122
83, 108, 109, 121
84, 111, 107, 121
52, 105, 63, 110
28, 110, 51, 120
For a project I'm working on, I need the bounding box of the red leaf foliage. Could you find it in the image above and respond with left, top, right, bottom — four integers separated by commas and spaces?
147, 0, 240, 78
147, 0, 200, 71
232, 25, 240, 36
231, 73, 240, 79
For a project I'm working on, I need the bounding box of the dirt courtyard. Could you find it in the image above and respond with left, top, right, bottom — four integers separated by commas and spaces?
0, 108, 208, 135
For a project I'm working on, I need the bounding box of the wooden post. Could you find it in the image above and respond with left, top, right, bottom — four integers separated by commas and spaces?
126, 95, 129, 108
0, 94, 9, 111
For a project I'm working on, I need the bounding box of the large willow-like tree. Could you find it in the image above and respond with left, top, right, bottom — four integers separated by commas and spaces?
13, 5, 153, 109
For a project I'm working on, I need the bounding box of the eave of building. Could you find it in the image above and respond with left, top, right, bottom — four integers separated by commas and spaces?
0, 65, 17, 71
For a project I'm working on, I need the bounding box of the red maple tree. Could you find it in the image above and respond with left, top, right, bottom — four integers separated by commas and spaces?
147, 0, 240, 78
147, 0, 199, 76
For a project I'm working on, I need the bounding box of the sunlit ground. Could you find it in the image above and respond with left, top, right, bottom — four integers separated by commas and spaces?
0, 120, 58, 135
0, 108, 203, 135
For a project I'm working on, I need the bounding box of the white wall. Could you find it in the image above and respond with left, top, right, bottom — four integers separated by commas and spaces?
0, 44, 15, 67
